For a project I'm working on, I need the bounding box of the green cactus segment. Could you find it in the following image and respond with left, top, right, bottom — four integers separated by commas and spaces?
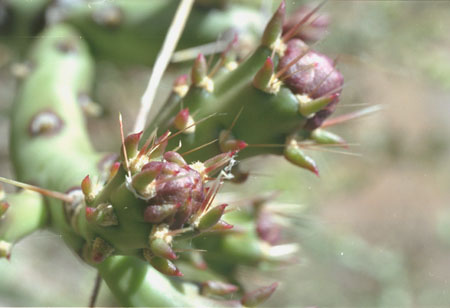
55, 0, 263, 66
97, 256, 238, 307
9, 24, 103, 251
0, 190, 46, 248
0, 0, 49, 54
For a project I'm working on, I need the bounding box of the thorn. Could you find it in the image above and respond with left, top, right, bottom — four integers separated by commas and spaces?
282, 0, 327, 42
173, 108, 195, 134
253, 57, 275, 92
321, 105, 383, 128
209, 220, 234, 232
284, 139, 319, 176
311, 129, 347, 147
202, 281, 239, 296
119, 113, 131, 177
197, 204, 228, 231
108, 162, 121, 182
192, 53, 208, 86
0, 176, 73, 203
149, 238, 177, 260
144, 251, 183, 276
297, 93, 338, 117
261, 1, 285, 49
241, 282, 279, 307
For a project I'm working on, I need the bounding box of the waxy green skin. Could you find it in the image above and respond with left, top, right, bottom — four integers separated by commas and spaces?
1, 0, 263, 65
6, 24, 279, 307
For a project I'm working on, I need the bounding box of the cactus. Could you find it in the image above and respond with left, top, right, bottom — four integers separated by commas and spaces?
0, 1, 380, 306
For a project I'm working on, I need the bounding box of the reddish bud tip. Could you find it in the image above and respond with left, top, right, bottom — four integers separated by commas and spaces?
192, 53, 208, 85
174, 74, 188, 87
0, 201, 9, 217
85, 207, 96, 221
210, 220, 234, 232
236, 140, 248, 150
202, 280, 239, 296
253, 57, 274, 92
81, 175, 92, 196
122, 131, 143, 161
241, 282, 279, 307
148, 256, 183, 276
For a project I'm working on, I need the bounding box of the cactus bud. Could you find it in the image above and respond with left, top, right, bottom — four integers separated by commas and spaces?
203, 152, 235, 175
173, 108, 195, 134
197, 204, 228, 231
219, 130, 248, 153
132, 168, 160, 199
91, 237, 114, 263
144, 203, 180, 223
144, 250, 183, 277
202, 280, 239, 296
311, 128, 346, 146
164, 151, 187, 167
241, 282, 278, 307
253, 57, 274, 92
108, 162, 121, 182
121, 131, 143, 162
0, 240, 11, 260
278, 40, 344, 129
261, 1, 285, 50
190, 251, 208, 270
284, 139, 319, 176
192, 53, 208, 85
149, 238, 177, 260
173, 74, 189, 97
0, 200, 9, 217
81, 175, 97, 204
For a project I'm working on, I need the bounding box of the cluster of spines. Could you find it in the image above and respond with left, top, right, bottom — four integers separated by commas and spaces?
146, 0, 347, 179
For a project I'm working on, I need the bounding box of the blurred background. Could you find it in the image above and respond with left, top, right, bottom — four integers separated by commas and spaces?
1, 0, 450, 306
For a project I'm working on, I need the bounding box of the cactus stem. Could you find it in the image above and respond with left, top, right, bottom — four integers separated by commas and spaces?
0, 176, 73, 203
282, 0, 327, 43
